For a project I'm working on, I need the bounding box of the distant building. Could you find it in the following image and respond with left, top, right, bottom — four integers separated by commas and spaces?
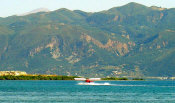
0, 71, 27, 76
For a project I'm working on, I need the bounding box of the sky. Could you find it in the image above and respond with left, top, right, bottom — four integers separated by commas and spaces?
0, 0, 175, 17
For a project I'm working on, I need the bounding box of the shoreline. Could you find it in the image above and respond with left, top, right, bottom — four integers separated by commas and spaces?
0, 75, 173, 81
0, 75, 146, 81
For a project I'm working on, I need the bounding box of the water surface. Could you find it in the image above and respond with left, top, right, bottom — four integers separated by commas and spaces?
0, 80, 174, 103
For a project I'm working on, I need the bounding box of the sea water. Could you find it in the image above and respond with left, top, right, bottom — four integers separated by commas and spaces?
0, 80, 174, 103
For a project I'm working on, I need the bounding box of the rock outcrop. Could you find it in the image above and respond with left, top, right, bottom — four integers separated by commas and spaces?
81, 34, 131, 56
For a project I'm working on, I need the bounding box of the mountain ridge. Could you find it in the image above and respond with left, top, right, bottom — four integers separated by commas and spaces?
0, 2, 175, 77
12, 3, 169, 18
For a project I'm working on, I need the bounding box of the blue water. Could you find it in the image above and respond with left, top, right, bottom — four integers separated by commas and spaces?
0, 80, 174, 103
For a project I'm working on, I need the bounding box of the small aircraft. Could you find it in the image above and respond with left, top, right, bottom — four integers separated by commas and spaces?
74, 78, 101, 81
85, 79, 94, 83
74, 78, 110, 85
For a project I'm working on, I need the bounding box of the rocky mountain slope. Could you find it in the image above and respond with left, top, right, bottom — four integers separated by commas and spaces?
0, 2, 175, 77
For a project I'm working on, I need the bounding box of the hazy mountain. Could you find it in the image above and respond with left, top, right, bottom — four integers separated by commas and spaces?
0, 2, 175, 77
18, 8, 50, 16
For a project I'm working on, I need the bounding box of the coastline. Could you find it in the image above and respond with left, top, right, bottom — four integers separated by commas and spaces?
0, 75, 145, 81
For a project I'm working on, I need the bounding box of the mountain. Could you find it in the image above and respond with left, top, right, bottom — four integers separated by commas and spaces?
0, 2, 175, 77
18, 8, 50, 16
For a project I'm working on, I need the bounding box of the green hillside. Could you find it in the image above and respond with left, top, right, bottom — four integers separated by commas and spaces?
0, 2, 175, 77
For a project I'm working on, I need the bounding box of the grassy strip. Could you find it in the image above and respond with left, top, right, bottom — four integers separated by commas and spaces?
102, 77, 128, 80
102, 77, 145, 80
0, 75, 79, 80
132, 78, 145, 80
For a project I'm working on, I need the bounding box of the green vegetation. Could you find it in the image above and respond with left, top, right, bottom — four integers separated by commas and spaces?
132, 78, 145, 80
102, 77, 128, 80
0, 75, 78, 80
0, 2, 175, 77
102, 77, 145, 81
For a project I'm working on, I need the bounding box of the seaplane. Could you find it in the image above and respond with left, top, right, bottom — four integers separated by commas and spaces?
74, 78, 110, 85
85, 79, 94, 83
